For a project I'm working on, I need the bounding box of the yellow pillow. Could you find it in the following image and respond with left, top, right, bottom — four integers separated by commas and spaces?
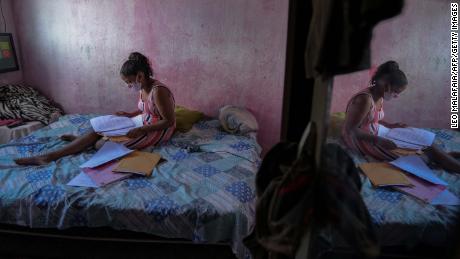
328, 112, 346, 138
174, 105, 204, 132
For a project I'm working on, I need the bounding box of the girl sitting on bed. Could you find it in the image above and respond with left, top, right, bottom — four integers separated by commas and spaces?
15, 52, 176, 165
342, 60, 460, 173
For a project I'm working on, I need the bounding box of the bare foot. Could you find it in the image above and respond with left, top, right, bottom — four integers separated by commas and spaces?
14, 155, 52, 166
94, 138, 107, 150
60, 134, 77, 142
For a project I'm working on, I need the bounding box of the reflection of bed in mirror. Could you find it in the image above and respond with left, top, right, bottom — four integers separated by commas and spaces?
0, 114, 262, 259
322, 112, 460, 258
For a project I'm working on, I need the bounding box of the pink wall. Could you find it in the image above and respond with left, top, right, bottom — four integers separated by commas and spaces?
331, 0, 451, 128
0, 0, 23, 84
11, 0, 289, 152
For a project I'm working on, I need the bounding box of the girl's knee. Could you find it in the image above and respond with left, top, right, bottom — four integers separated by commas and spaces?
94, 138, 106, 150
423, 145, 442, 158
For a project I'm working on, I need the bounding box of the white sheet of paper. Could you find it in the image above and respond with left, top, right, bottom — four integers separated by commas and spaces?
431, 189, 460, 205
385, 127, 435, 147
379, 125, 425, 149
390, 155, 448, 186
90, 115, 136, 132
391, 139, 425, 150
101, 127, 132, 137
377, 124, 390, 137
80, 141, 133, 168
67, 172, 99, 187
131, 115, 143, 128
97, 115, 143, 137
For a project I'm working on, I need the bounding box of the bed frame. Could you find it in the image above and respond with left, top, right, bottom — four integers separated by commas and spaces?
0, 223, 236, 259
307, 231, 451, 259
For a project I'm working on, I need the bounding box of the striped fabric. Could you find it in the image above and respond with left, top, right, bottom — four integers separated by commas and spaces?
0, 84, 62, 124
123, 84, 176, 149
342, 88, 397, 161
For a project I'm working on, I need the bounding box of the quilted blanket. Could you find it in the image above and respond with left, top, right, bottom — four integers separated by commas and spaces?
326, 129, 460, 247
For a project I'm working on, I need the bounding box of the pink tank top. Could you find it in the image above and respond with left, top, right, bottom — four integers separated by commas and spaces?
138, 84, 175, 126
342, 88, 396, 161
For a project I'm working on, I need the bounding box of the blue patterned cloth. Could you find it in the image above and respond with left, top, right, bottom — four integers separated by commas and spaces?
327, 129, 460, 246
0, 114, 262, 259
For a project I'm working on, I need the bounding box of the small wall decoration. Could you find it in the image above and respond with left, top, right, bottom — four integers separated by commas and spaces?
0, 33, 19, 73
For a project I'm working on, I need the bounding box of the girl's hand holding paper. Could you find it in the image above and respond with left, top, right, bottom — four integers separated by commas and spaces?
115, 111, 131, 117
377, 137, 398, 150
390, 122, 408, 128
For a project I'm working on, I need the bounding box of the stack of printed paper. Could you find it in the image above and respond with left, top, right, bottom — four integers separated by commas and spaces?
90, 115, 143, 137
378, 126, 435, 150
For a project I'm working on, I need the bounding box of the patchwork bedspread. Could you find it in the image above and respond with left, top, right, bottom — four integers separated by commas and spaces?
327, 129, 460, 247
0, 114, 262, 259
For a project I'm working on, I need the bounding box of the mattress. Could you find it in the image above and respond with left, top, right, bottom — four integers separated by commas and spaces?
0, 114, 262, 259
326, 129, 460, 248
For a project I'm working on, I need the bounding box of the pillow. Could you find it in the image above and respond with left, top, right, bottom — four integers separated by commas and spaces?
328, 112, 346, 138
174, 105, 204, 132
218, 105, 258, 134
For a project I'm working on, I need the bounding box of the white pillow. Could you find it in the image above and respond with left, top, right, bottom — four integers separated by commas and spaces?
218, 105, 258, 134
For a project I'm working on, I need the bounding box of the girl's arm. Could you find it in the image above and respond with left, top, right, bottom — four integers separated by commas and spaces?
141, 87, 175, 132
115, 110, 142, 117
379, 120, 408, 128
379, 120, 392, 128
126, 88, 175, 139
342, 95, 392, 146
128, 110, 143, 117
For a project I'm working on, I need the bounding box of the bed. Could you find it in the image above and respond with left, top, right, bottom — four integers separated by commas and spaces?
0, 114, 262, 259
323, 127, 460, 258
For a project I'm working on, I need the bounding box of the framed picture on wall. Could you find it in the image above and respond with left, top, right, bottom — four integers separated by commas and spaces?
0, 33, 19, 73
